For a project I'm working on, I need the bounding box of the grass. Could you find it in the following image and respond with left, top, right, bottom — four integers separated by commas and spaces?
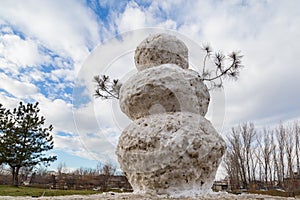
246, 189, 295, 197
0, 185, 101, 197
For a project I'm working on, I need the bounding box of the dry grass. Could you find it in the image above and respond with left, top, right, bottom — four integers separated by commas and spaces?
0, 185, 101, 197
246, 189, 296, 197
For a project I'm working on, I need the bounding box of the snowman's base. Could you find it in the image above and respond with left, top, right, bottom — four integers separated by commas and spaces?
116, 112, 226, 197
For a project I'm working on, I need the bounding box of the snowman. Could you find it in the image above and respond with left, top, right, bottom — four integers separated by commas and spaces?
116, 33, 226, 197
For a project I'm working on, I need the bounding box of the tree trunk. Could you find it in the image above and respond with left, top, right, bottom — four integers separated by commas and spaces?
259, 159, 262, 183
250, 150, 257, 182
11, 166, 20, 186
274, 146, 280, 186
277, 124, 286, 185
11, 166, 15, 186
242, 123, 256, 186
15, 167, 19, 186
295, 122, 300, 175
264, 162, 268, 186
284, 124, 294, 192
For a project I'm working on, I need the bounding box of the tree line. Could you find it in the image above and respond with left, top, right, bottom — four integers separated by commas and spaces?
55, 162, 118, 191
0, 161, 130, 191
224, 121, 300, 191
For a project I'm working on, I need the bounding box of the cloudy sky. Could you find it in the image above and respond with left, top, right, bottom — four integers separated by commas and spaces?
0, 0, 300, 173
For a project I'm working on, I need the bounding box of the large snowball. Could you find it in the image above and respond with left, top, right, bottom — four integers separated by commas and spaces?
116, 112, 226, 197
134, 33, 189, 71
119, 64, 210, 120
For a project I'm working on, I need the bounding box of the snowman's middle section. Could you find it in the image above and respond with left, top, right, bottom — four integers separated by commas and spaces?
119, 64, 210, 120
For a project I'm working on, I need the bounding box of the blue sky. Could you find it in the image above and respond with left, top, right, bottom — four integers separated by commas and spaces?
0, 0, 300, 175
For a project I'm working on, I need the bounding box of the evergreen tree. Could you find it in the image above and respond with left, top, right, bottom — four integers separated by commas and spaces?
0, 102, 57, 186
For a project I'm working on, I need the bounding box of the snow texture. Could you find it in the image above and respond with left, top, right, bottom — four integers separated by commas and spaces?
117, 33, 226, 197
134, 33, 189, 71
119, 64, 210, 120
116, 112, 225, 197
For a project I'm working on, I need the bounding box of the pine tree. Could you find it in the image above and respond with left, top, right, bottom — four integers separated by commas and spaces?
0, 102, 57, 186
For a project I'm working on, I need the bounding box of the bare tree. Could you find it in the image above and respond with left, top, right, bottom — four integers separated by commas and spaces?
250, 145, 259, 182
271, 132, 279, 185
19, 166, 33, 183
231, 127, 246, 187
36, 165, 48, 176
294, 122, 300, 175
254, 133, 264, 184
285, 123, 295, 192
225, 121, 300, 191
97, 162, 116, 191
225, 124, 256, 189
241, 123, 256, 183
57, 162, 67, 176
260, 128, 272, 187
73, 167, 98, 176
224, 147, 244, 190
0, 164, 9, 175
276, 123, 286, 186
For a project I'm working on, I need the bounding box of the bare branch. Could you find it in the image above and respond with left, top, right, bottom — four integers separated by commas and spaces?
201, 43, 213, 76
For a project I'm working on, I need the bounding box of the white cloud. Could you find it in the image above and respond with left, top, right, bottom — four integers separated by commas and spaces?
115, 1, 180, 33
0, 33, 51, 75
30, 94, 75, 134
0, 0, 102, 74
0, 73, 39, 98
71, 100, 119, 162
139, 0, 300, 129
116, 2, 147, 32
0, 25, 13, 34
20, 68, 45, 83
0, 92, 19, 110
30, 94, 108, 161
219, 1, 300, 127
49, 69, 75, 82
